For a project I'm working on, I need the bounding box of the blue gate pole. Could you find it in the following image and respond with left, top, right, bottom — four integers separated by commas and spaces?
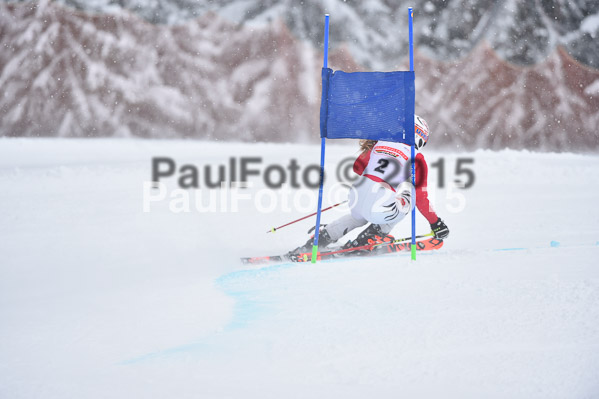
311, 14, 329, 264
409, 7, 417, 261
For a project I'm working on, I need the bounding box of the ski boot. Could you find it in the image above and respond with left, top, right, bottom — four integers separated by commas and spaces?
342, 224, 395, 253
288, 228, 334, 258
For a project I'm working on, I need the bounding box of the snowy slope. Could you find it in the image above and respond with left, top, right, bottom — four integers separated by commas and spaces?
1, 138, 598, 398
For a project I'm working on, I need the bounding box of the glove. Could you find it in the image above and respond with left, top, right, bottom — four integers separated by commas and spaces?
430, 218, 449, 240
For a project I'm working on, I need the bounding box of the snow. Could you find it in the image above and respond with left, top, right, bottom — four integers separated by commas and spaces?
585, 79, 599, 96
1, 138, 599, 398
581, 13, 599, 38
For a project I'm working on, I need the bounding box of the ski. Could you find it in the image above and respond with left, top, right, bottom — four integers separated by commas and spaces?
241, 236, 443, 265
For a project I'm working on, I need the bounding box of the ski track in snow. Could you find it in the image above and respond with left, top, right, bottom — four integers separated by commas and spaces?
1, 138, 599, 398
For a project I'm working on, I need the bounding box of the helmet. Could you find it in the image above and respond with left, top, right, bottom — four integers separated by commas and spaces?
414, 115, 429, 150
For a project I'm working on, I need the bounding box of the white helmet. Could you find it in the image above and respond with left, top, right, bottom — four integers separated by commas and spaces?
414, 114, 429, 150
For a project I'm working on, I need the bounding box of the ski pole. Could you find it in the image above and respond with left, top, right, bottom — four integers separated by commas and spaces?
267, 200, 348, 233
371, 232, 434, 248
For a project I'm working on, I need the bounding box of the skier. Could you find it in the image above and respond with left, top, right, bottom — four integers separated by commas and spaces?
290, 115, 449, 255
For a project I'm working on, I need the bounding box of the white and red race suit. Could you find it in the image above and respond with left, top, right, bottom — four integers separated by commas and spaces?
324, 140, 439, 241
353, 140, 439, 225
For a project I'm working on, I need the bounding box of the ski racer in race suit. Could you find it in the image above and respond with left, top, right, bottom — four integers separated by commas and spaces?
290, 115, 449, 254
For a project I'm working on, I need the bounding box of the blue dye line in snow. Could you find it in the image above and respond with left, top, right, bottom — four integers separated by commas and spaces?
119, 341, 211, 365
120, 262, 299, 365
213, 251, 437, 330
216, 261, 307, 330
215, 261, 296, 286
492, 241, 599, 252
121, 241, 598, 365
493, 247, 527, 252
214, 240, 599, 333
